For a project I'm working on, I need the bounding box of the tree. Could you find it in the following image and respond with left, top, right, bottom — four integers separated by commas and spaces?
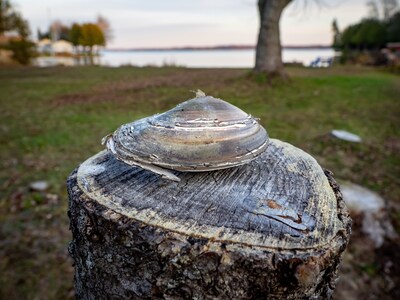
367, 0, 380, 19
8, 39, 35, 64
335, 1, 398, 65
340, 19, 386, 50
0, 0, 25, 35
37, 28, 49, 40
96, 15, 112, 43
50, 20, 70, 41
0, 0, 35, 65
332, 18, 341, 50
79, 23, 105, 55
69, 23, 81, 52
386, 11, 400, 42
37, 21, 70, 42
0, 0, 12, 34
381, 0, 398, 19
366, 0, 399, 20
254, 0, 293, 76
69, 19, 110, 55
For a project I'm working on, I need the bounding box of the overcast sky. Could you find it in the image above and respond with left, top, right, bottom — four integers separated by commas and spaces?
14, 0, 369, 48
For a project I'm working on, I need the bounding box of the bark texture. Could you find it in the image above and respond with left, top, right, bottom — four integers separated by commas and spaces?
254, 0, 293, 75
68, 139, 351, 299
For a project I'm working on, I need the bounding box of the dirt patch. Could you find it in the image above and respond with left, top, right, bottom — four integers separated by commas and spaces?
52, 69, 246, 107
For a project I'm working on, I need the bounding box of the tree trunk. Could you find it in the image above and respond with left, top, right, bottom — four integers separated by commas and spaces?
254, 0, 293, 76
68, 139, 351, 299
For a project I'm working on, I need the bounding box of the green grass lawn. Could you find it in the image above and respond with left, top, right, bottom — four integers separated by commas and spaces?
0, 65, 399, 299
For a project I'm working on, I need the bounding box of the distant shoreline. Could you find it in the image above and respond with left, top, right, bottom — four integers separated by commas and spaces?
105, 45, 332, 52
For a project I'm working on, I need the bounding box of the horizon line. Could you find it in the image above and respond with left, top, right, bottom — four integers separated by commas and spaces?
105, 44, 332, 51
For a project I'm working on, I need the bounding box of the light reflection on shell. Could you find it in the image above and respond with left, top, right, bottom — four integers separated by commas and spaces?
103, 93, 269, 181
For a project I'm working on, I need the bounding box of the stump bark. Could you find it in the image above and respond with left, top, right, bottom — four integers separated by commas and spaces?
68, 139, 351, 299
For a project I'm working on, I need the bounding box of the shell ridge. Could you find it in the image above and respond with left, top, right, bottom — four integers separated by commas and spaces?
103, 94, 269, 180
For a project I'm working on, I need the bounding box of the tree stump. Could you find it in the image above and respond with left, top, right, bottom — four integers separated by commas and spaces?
68, 139, 351, 299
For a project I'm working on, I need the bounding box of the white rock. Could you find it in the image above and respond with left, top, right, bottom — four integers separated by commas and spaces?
341, 182, 396, 248
341, 183, 384, 214
331, 130, 362, 142
29, 180, 49, 192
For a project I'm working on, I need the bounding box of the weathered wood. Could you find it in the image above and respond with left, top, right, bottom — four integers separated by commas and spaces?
68, 139, 351, 299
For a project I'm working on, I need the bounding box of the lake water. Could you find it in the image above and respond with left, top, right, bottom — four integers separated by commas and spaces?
35, 48, 335, 68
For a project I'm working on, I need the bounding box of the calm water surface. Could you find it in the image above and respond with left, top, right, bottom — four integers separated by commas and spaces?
35, 48, 335, 68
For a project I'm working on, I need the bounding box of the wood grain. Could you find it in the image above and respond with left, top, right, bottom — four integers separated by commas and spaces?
77, 139, 344, 250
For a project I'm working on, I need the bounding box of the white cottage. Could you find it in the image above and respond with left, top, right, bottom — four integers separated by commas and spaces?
52, 40, 73, 54
37, 38, 52, 54
37, 39, 74, 55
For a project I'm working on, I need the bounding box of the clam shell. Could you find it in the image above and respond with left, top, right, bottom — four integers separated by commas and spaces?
103, 93, 269, 181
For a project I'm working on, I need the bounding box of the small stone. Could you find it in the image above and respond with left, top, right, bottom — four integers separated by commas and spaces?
331, 130, 362, 142
341, 182, 396, 248
341, 182, 384, 214
29, 180, 49, 192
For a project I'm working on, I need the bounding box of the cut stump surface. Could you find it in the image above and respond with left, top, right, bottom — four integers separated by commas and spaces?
68, 139, 351, 299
